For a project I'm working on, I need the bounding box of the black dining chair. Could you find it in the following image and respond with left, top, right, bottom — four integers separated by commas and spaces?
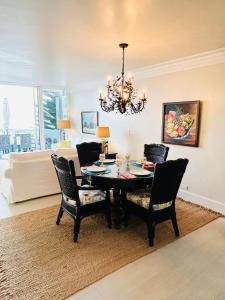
51, 154, 112, 242
144, 143, 169, 163
76, 142, 102, 167
124, 158, 189, 246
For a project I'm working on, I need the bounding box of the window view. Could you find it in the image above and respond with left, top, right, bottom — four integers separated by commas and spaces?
0, 85, 66, 158
0, 85, 40, 158
43, 89, 62, 149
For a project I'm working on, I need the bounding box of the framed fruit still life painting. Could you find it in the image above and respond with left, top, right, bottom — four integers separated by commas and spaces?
162, 101, 200, 147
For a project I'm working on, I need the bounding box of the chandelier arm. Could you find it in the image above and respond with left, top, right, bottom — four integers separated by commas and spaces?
113, 75, 122, 85
100, 101, 114, 112
129, 99, 146, 114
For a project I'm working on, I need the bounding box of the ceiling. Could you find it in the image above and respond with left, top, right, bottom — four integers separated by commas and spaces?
0, 0, 225, 86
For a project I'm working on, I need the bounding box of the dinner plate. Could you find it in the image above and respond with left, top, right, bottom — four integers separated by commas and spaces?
129, 169, 151, 176
101, 159, 115, 164
86, 166, 106, 173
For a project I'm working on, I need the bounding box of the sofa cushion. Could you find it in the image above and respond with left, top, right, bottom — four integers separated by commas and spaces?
54, 148, 76, 157
10, 150, 53, 161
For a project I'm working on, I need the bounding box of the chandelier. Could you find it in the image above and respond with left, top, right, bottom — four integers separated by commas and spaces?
99, 43, 147, 114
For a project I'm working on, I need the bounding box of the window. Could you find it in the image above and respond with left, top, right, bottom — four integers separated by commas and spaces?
0, 85, 40, 155
0, 84, 67, 157
42, 89, 65, 149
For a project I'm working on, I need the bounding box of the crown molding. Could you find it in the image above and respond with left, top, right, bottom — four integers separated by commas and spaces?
73, 47, 225, 92
133, 47, 225, 80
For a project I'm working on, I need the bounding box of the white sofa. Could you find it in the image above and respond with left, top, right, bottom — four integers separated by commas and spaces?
0, 148, 80, 203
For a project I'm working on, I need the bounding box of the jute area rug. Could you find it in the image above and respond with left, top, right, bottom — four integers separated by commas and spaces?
0, 199, 219, 300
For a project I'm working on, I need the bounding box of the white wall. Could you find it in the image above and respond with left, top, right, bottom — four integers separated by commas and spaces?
69, 62, 225, 214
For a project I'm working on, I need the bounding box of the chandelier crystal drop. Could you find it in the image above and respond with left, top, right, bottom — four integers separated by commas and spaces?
99, 43, 147, 115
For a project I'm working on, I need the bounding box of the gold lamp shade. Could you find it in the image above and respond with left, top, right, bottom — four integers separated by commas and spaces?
96, 126, 110, 138
57, 119, 71, 129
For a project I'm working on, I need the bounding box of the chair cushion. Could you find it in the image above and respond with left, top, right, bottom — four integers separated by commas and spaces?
63, 185, 106, 207
127, 190, 150, 209
127, 190, 173, 211
79, 187, 106, 205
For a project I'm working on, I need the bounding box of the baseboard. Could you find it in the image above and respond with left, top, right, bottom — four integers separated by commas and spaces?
178, 189, 225, 216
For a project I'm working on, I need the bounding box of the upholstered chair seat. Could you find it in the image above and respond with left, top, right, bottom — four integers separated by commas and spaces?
127, 190, 173, 211
127, 190, 151, 209
63, 185, 106, 207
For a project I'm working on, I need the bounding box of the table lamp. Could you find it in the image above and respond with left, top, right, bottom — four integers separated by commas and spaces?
58, 119, 71, 139
57, 119, 71, 148
96, 126, 110, 154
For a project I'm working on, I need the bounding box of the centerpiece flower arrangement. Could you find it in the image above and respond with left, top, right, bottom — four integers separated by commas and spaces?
166, 107, 194, 139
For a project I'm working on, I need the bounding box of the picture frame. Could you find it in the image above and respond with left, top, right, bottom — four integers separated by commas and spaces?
81, 111, 99, 135
162, 101, 201, 147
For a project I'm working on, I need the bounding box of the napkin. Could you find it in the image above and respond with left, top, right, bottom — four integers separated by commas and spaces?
120, 172, 136, 179
143, 162, 156, 170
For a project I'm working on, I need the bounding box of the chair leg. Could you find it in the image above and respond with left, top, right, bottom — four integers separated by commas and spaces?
73, 217, 81, 242
148, 222, 155, 247
171, 214, 180, 237
56, 206, 64, 225
105, 191, 112, 229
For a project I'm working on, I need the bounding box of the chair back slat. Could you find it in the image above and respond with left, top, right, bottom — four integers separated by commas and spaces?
150, 159, 188, 210
144, 143, 169, 163
76, 142, 102, 166
51, 154, 80, 205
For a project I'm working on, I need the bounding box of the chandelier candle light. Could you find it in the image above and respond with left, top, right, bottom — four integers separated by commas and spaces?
99, 43, 147, 114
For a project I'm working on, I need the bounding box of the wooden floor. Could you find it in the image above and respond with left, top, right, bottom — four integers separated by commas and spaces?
0, 192, 61, 219
69, 218, 225, 300
0, 193, 225, 300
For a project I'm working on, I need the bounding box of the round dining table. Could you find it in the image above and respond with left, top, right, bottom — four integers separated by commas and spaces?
81, 160, 154, 228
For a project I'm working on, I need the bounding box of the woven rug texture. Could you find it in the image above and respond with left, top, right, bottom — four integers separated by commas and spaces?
0, 199, 219, 300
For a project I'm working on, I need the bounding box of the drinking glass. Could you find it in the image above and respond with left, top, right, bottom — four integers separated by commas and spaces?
115, 158, 122, 175
99, 153, 105, 166
125, 153, 130, 161
141, 156, 147, 168
125, 153, 131, 169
